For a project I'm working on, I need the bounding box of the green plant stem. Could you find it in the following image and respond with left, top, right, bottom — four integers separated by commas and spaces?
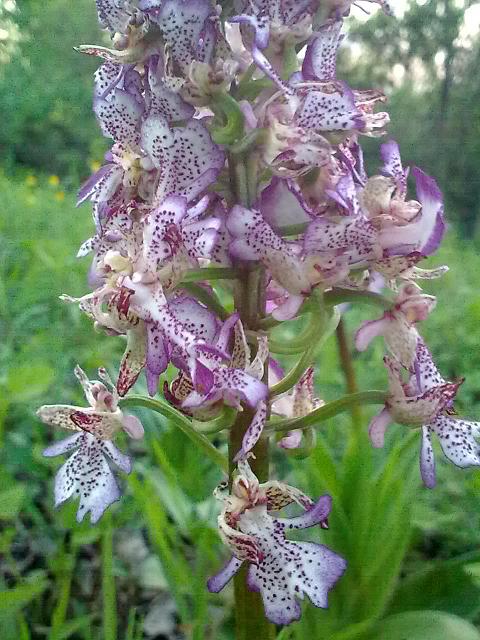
229, 153, 275, 640
210, 93, 245, 145
119, 395, 228, 472
336, 318, 362, 429
269, 318, 319, 354
324, 287, 393, 310
193, 406, 237, 434
50, 543, 76, 640
256, 287, 392, 330
230, 128, 266, 154
266, 391, 387, 433
181, 267, 236, 282
181, 282, 230, 321
270, 307, 340, 396
102, 514, 117, 640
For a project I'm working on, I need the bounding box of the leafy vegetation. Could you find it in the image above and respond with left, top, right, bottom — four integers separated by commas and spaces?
2, 172, 480, 638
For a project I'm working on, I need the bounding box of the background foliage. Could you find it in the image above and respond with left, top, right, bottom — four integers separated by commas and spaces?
1, 0, 480, 638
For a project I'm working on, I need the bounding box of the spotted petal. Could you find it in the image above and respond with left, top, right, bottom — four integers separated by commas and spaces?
96, 0, 134, 35
44, 432, 131, 523
146, 56, 195, 121
295, 82, 365, 132
420, 425, 436, 488
94, 89, 143, 148
414, 339, 447, 392
183, 359, 268, 410
156, 120, 225, 203
239, 505, 346, 625
227, 205, 311, 295
147, 0, 215, 71
77, 163, 124, 207
302, 21, 343, 82
263, 481, 314, 511
37, 405, 125, 440
380, 139, 408, 196
145, 322, 170, 396
207, 555, 243, 593
305, 215, 379, 267
248, 539, 346, 624
117, 324, 148, 397
234, 400, 267, 462
430, 415, 480, 470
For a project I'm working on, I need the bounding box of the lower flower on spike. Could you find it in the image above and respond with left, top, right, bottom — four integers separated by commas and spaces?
207, 460, 346, 625
368, 340, 480, 488
42, 432, 132, 524
37, 365, 143, 522
355, 282, 436, 368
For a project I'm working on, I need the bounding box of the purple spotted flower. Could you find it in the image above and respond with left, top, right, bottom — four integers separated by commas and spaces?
181, 315, 269, 411
72, 193, 223, 396
207, 460, 346, 625
355, 282, 436, 368
227, 204, 349, 319
272, 366, 325, 449
37, 366, 143, 522
369, 341, 480, 488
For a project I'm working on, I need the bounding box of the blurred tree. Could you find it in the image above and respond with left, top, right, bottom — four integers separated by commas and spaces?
342, 0, 480, 235
0, 0, 105, 182
0, 0, 22, 66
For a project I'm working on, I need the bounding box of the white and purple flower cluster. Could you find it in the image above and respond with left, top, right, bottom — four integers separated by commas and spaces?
36, 0, 480, 626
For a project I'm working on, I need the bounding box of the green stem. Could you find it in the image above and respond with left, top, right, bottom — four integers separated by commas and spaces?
119, 395, 228, 472
181, 282, 230, 320
102, 514, 117, 640
229, 151, 275, 640
282, 42, 300, 79
270, 307, 340, 396
210, 93, 245, 145
324, 287, 393, 310
266, 391, 387, 433
230, 129, 266, 155
269, 316, 319, 354
277, 222, 309, 236
336, 318, 362, 429
193, 406, 237, 434
234, 63, 256, 98
181, 267, 236, 282
50, 543, 75, 640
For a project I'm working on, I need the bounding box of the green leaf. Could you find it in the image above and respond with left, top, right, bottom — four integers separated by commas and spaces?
119, 395, 228, 472
6, 364, 54, 402
0, 580, 48, 617
388, 560, 480, 620
48, 615, 93, 640
0, 485, 26, 520
370, 611, 480, 640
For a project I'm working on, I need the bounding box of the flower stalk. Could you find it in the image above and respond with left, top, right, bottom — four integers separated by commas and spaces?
228, 149, 276, 638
